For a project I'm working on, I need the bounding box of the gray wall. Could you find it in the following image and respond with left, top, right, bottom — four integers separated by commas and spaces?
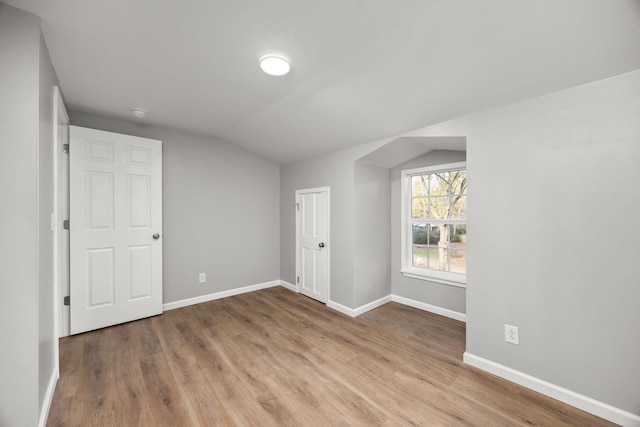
390, 150, 467, 314
0, 4, 58, 426
353, 162, 391, 307
412, 70, 640, 414
69, 111, 281, 304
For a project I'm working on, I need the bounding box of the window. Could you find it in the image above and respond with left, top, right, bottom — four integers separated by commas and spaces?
401, 162, 467, 287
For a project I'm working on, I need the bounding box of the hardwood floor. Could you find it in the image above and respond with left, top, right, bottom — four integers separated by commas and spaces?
47, 287, 613, 426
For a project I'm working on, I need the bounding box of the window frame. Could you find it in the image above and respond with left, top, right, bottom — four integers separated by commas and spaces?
400, 161, 467, 288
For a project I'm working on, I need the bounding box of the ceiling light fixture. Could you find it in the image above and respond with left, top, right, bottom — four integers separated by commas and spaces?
130, 107, 147, 118
259, 53, 291, 76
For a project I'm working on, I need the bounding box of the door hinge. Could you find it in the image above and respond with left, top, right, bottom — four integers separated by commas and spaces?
63, 219, 70, 230
295, 203, 299, 211
63, 295, 70, 306
297, 276, 299, 284
63, 143, 69, 154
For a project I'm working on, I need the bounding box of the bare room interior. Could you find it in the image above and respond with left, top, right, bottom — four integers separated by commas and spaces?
1, 1, 639, 426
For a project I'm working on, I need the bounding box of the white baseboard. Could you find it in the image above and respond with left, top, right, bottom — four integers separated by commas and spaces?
327, 294, 464, 320
163, 280, 282, 311
391, 295, 466, 322
326, 300, 356, 317
39, 367, 59, 427
328, 295, 392, 317
279, 280, 297, 292
463, 352, 640, 427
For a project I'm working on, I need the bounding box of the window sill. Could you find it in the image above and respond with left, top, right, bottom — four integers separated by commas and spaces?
400, 269, 466, 288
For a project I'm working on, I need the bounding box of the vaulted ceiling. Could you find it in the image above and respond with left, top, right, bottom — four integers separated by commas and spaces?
7, 0, 640, 164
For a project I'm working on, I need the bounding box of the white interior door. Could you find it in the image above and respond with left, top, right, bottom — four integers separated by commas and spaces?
69, 126, 163, 335
296, 187, 329, 303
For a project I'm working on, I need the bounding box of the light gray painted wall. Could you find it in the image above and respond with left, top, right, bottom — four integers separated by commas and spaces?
280, 141, 388, 307
38, 32, 59, 412
353, 162, 390, 307
410, 70, 640, 414
69, 111, 281, 304
0, 4, 45, 426
390, 150, 467, 314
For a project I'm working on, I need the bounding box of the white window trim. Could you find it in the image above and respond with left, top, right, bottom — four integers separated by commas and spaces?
400, 161, 467, 288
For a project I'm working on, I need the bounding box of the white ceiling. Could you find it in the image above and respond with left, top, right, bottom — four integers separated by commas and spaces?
7, 0, 640, 164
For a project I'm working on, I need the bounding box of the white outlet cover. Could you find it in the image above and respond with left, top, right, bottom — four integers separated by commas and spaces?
505, 324, 519, 345
199, 273, 206, 283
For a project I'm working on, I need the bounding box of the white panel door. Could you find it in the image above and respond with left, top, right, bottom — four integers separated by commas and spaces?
69, 126, 162, 335
296, 187, 329, 303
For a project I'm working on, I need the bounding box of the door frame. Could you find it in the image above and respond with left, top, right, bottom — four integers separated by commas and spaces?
53, 86, 69, 345
295, 186, 330, 303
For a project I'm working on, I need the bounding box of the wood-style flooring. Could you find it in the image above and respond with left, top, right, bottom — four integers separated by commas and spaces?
47, 287, 613, 426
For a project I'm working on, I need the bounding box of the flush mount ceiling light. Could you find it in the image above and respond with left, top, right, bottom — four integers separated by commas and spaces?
259, 53, 291, 76
130, 107, 147, 118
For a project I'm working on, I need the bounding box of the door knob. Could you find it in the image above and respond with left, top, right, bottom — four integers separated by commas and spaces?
153, 233, 160, 240
318, 242, 325, 248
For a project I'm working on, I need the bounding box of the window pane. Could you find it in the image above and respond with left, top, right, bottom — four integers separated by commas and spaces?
451, 224, 466, 243
429, 196, 449, 219
412, 223, 428, 245
450, 170, 467, 195
411, 176, 429, 198
433, 172, 450, 191
413, 245, 439, 268
450, 248, 466, 275
431, 223, 450, 271
411, 197, 428, 219
450, 195, 466, 220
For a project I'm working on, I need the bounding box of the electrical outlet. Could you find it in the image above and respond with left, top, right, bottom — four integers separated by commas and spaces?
198, 273, 206, 283
505, 324, 519, 345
